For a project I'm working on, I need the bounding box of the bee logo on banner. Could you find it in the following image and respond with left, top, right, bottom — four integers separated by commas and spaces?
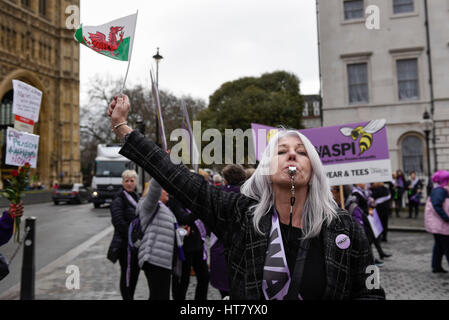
339, 119, 386, 155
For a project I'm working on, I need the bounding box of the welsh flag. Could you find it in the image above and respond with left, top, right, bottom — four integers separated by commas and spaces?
74, 13, 137, 61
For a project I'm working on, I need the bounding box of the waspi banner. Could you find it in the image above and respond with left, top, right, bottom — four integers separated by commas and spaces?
251, 119, 392, 186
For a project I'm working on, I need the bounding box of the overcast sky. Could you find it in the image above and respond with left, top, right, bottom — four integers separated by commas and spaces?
79, 0, 319, 105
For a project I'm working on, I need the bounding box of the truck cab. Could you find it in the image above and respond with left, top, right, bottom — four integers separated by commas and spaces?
90, 144, 139, 208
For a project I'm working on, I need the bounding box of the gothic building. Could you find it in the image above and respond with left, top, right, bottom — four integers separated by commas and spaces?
0, 0, 81, 187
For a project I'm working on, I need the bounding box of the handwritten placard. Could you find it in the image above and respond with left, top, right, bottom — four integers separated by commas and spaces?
6, 127, 40, 168
12, 80, 42, 123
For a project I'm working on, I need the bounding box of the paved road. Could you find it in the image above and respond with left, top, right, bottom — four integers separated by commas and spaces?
2, 227, 449, 300
379, 231, 449, 300
0, 202, 112, 296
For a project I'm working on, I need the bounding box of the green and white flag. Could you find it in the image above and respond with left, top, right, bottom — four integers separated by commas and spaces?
74, 13, 137, 61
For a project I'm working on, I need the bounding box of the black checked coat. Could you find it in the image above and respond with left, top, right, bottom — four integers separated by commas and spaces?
120, 131, 385, 300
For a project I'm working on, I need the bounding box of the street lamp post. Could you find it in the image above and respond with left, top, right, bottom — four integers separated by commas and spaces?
420, 110, 433, 197
153, 48, 163, 147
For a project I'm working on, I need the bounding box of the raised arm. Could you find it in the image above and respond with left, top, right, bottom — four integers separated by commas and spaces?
107, 95, 248, 240
137, 179, 162, 228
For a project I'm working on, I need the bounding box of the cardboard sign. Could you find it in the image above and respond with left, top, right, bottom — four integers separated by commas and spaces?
12, 80, 42, 123
14, 115, 35, 134
367, 209, 384, 239
251, 120, 392, 186
5, 127, 40, 168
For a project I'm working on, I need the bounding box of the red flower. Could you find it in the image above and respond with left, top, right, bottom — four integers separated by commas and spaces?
18, 167, 23, 173
11, 170, 18, 177
24, 163, 31, 169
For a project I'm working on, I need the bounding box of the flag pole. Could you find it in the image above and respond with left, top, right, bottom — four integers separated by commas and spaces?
150, 69, 167, 151
120, 10, 139, 95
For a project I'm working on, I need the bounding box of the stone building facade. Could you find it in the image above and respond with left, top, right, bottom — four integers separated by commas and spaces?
0, 0, 81, 187
302, 94, 322, 129
317, 0, 449, 181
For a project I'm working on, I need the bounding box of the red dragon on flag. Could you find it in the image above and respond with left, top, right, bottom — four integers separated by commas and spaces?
83, 26, 125, 56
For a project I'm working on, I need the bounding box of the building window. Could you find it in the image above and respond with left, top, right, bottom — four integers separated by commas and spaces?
21, 0, 30, 7
344, 0, 364, 20
347, 63, 369, 103
39, 0, 47, 16
0, 91, 15, 181
393, 0, 414, 14
313, 101, 320, 116
397, 58, 419, 100
401, 136, 423, 174
302, 102, 309, 117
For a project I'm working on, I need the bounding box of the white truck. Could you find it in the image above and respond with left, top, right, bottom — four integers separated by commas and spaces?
90, 144, 140, 208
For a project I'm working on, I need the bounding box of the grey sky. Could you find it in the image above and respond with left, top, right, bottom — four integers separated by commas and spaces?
79, 0, 319, 105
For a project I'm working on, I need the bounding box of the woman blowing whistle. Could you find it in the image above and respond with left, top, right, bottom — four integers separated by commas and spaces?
107, 94, 385, 300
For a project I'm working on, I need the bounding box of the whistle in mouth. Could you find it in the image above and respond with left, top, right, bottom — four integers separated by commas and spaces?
288, 166, 297, 177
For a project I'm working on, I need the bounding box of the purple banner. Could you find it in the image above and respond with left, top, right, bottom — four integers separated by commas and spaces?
251, 120, 389, 166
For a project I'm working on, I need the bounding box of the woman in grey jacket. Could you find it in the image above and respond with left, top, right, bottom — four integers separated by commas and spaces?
137, 178, 179, 300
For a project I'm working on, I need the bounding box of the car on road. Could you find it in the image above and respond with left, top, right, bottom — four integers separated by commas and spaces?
52, 183, 90, 205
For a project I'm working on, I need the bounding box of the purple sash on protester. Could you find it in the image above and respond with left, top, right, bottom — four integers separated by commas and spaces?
124, 190, 138, 288
123, 190, 138, 208
262, 210, 302, 300
194, 219, 208, 261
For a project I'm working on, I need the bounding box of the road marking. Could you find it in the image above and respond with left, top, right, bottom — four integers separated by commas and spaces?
0, 225, 113, 299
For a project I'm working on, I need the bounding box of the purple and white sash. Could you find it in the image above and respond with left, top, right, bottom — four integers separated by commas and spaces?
262, 210, 302, 300
194, 219, 208, 261
123, 190, 138, 208
375, 194, 391, 205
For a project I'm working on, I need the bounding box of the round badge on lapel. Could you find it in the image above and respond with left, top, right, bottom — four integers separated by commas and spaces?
336, 234, 350, 250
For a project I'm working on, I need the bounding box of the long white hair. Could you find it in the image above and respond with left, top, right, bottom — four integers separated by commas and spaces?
240, 129, 339, 239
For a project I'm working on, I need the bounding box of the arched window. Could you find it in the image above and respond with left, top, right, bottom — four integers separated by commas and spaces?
0, 90, 16, 185
401, 135, 423, 174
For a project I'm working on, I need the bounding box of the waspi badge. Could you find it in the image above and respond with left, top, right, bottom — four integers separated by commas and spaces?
336, 234, 350, 250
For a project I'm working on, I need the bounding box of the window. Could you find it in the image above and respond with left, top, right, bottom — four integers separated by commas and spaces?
401, 136, 423, 174
313, 101, 320, 116
302, 102, 309, 117
393, 0, 414, 14
39, 0, 47, 16
21, 0, 30, 7
0, 91, 15, 175
347, 63, 369, 103
397, 58, 419, 100
344, 0, 364, 20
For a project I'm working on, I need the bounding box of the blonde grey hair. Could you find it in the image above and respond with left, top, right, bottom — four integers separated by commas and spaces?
240, 129, 339, 239
122, 169, 137, 180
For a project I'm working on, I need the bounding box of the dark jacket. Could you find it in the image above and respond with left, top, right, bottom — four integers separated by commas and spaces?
107, 188, 139, 262
166, 195, 204, 253
210, 184, 241, 292
430, 187, 449, 222
407, 179, 423, 198
120, 131, 385, 300
0, 211, 13, 247
371, 185, 391, 216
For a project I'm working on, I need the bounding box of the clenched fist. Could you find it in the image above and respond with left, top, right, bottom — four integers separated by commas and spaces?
107, 94, 133, 139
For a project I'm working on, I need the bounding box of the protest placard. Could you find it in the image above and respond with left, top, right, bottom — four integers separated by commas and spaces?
251, 120, 392, 186
367, 209, 384, 239
12, 80, 42, 123
5, 127, 40, 168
